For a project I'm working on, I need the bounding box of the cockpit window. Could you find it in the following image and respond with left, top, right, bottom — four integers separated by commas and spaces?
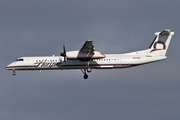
15, 59, 24, 62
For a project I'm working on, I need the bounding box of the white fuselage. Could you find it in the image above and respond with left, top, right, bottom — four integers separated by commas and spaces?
5, 51, 167, 71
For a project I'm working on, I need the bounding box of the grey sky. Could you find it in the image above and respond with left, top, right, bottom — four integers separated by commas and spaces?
1, 0, 180, 120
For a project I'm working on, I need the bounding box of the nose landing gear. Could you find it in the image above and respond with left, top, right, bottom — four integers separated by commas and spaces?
13, 70, 16, 76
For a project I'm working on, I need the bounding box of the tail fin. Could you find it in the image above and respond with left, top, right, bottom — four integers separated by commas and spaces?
147, 29, 174, 56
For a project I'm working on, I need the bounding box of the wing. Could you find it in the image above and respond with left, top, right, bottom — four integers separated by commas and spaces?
79, 40, 95, 54
66, 40, 105, 61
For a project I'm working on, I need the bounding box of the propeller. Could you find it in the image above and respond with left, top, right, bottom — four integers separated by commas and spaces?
60, 45, 67, 63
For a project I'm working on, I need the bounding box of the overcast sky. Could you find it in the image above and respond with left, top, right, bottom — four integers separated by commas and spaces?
1, 0, 180, 120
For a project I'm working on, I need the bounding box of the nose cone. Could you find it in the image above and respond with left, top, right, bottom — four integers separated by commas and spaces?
5, 63, 14, 70
5, 66, 9, 70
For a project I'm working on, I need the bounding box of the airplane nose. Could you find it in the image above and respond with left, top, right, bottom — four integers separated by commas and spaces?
5, 64, 13, 70
5, 65, 10, 70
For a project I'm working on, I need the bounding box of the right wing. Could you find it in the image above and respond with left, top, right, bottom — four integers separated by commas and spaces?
79, 40, 95, 55
66, 40, 105, 61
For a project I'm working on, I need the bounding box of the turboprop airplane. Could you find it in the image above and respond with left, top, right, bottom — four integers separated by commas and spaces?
6, 29, 174, 79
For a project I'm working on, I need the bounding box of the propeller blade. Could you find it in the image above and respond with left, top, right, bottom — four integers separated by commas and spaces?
63, 45, 66, 55
60, 45, 66, 56
60, 45, 66, 63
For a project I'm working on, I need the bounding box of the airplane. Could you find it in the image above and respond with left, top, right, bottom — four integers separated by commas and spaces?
5, 29, 174, 79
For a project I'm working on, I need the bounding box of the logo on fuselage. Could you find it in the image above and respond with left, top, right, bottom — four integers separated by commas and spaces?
35, 59, 61, 67
153, 41, 166, 49
151, 41, 166, 53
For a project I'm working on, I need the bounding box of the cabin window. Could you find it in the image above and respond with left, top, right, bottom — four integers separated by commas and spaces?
15, 59, 24, 62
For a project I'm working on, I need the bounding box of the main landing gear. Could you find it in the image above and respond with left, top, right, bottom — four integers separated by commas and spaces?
81, 68, 92, 79
13, 70, 16, 76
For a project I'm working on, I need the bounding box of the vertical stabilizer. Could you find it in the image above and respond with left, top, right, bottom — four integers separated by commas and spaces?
147, 29, 174, 56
